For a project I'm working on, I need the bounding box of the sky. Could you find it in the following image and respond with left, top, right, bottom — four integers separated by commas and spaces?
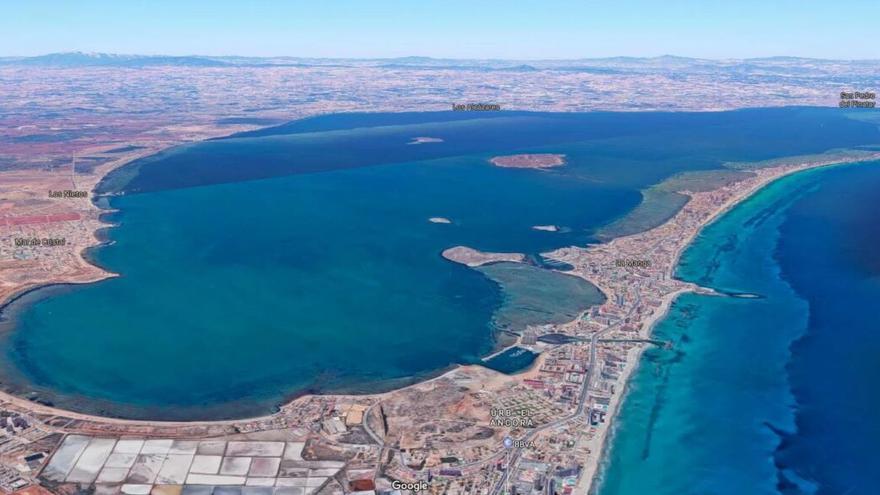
2, 0, 878, 60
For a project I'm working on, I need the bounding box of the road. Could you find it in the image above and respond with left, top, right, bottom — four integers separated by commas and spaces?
489, 314, 627, 495
489, 285, 643, 494
362, 296, 638, 494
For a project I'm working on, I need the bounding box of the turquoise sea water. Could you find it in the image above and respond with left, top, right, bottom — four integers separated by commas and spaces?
596, 161, 880, 495
1, 109, 878, 420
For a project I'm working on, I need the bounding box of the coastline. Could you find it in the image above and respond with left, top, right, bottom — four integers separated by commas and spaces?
577, 288, 686, 494
0, 124, 287, 419
574, 153, 880, 494
0, 118, 295, 312
0, 115, 878, 492
0, 217, 124, 322
0, 145, 173, 311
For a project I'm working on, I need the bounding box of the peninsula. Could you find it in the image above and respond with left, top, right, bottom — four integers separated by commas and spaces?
1, 50, 879, 495
2, 145, 877, 495
442, 246, 526, 267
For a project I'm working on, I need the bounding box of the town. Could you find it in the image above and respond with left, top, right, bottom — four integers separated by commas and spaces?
2, 145, 876, 495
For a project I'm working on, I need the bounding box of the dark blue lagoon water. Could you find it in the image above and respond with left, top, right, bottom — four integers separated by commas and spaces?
596, 161, 880, 495
2, 108, 878, 420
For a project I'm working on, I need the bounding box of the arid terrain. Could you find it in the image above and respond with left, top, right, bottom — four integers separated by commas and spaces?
1, 54, 879, 495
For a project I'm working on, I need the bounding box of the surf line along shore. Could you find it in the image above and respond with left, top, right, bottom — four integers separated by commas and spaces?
440, 149, 880, 494
1, 143, 879, 493
557, 151, 880, 494
434, 151, 880, 494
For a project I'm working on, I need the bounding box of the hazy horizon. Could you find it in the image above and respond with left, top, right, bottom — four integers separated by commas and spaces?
4, 51, 879, 62
4, 0, 878, 60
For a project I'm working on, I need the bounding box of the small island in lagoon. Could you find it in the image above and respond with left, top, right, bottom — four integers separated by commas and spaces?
489, 153, 566, 169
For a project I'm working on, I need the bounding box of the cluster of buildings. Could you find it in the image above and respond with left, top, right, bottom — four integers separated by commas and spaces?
1, 52, 879, 495
3, 153, 876, 495
0, 410, 58, 493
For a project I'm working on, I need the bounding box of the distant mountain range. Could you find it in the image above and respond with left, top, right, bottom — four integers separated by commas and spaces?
0, 52, 230, 67
1, 52, 877, 71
